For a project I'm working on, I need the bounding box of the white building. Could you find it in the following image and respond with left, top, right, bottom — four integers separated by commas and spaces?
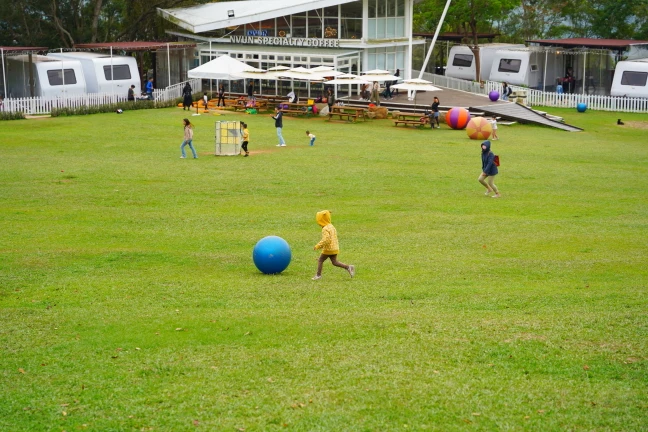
159, 0, 423, 94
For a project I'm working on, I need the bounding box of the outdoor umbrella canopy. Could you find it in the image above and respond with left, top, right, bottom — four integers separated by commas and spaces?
325, 74, 371, 85
360, 70, 400, 82
187, 55, 263, 80
232, 70, 269, 80
391, 79, 442, 106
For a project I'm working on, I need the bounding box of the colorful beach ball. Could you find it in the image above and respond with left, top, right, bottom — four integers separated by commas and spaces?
446, 107, 472, 130
466, 117, 493, 140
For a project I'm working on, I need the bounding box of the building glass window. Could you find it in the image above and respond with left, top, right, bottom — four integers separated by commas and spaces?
368, 0, 377, 18
368, 0, 406, 39
259, 19, 276, 36
324, 18, 338, 38
292, 15, 306, 37
276, 16, 291, 37
324, 6, 338, 17
308, 15, 322, 38
341, 1, 362, 39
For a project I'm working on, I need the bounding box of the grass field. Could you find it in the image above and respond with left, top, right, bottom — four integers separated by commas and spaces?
1, 106, 647, 431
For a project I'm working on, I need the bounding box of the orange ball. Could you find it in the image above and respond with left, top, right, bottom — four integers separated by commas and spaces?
465, 117, 493, 140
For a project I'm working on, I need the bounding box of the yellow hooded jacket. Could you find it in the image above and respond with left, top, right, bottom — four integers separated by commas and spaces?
314, 210, 339, 255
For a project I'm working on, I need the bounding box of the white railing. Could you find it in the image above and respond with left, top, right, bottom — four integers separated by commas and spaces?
413, 70, 648, 113
2, 78, 202, 115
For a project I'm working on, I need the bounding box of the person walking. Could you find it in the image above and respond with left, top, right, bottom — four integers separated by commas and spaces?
392, 69, 400, 95
489, 115, 499, 140
369, 81, 381, 105
247, 80, 255, 100
312, 210, 355, 280
478, 140, 500, 198
501, 82, 512, 101
217, 83, 226, 107
428, 96, 440, 128
241, 122, 250, 157
182, 82, 193, 110
145, 78, 154, 100
180, 118, 198, 159
326, 88, 335, 113
272, 107, 286, 147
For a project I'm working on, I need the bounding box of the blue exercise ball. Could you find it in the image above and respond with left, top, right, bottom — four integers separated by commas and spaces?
577, 103, 587, 113
253, 236, 292, 274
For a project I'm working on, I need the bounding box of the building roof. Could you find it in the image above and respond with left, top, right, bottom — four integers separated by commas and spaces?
158, 0, 359, 34
73, 41, 196, 51
0, 46, 48, 54
203, 43, 361, 57
527, 38, 648, 50
413, 32, 501, 42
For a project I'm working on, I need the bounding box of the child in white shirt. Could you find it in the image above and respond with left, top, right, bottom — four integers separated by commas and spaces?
489, 115, 499, 140
306, 130, 316, 146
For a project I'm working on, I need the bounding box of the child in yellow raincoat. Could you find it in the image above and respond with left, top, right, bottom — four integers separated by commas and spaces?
312, 210, 355, 280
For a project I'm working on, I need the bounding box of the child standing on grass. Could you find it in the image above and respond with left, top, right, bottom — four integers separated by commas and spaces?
306, 130, 316, 146
312, 210, 355, 280
479, 140, 500, 198
489, 115, 499, 140
180, 118, 198, 159
202, 92, 209, 109
241, 122, 250, 157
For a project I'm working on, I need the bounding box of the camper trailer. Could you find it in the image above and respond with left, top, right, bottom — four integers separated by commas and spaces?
488, 48, 562, 89
610, 59, 648, 98
5, 55, 87, 98
47, 52, 140, 95
445, 44, 525, 81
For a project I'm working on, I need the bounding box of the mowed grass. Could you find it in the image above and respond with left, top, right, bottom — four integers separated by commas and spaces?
1, 105, 647, 431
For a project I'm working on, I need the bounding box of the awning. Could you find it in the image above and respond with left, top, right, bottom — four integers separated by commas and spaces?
158, 0, 359, 34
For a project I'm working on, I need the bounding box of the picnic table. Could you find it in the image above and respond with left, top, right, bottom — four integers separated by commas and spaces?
393, 112, 430, 127
327, 106, 369, 123
274, 102, 313, 117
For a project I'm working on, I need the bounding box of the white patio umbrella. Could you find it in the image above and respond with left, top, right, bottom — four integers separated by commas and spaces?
266, 66, 291, 95
361, 69, 400, 82
277, 67, 327, 100
391, 78, 442, 106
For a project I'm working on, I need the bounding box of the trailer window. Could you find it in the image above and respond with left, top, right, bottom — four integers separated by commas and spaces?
452, 54, 473, 67
104, 65, 132, 80
47, 69, 77, 86
498, 59, 522, 73
620, 71, 648, 86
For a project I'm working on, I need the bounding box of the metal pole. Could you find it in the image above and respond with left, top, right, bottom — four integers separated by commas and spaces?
209, 40, 212, 96
582, 51, 587, 94
543, 49, 547, 92
418, 0, 452, 79
407, 0, 413, 80
110, 46, 114, 99
1, 48, 6, 99
167, 43, 171, 88
61, 48, 65, 98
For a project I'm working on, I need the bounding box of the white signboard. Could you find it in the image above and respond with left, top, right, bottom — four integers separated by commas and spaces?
231, 36, 340, 48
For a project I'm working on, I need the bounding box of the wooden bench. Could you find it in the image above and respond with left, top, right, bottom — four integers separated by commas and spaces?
328, 112, 357, 122
281, 108, 311, 117
394, 119, 427, 127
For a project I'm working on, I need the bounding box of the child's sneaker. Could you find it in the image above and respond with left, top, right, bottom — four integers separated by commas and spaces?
348, 265, 355, 278
312, 275, 321, 280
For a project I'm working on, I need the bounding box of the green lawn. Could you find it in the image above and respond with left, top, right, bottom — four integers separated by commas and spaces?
1, 106, 647, 431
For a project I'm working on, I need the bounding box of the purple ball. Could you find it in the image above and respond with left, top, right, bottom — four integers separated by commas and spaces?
489, 90, 500, 102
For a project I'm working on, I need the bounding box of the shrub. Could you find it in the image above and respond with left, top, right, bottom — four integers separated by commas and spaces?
51, 97, 183, 117
0, 111, 26, 121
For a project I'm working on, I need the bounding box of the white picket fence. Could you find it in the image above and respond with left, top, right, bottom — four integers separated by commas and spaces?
2, 78, 202, 115
414, 70, 648, 113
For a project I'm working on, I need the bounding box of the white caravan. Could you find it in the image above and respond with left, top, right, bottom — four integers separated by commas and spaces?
610, 59, 648, 98
488, 48, 562, 89
47, 52, 140, 96
5, 55, 87, 98
445, 44, 525, 81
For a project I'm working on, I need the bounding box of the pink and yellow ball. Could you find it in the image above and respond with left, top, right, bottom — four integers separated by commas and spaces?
446, 107, 472, 130
466, 117, 493, 140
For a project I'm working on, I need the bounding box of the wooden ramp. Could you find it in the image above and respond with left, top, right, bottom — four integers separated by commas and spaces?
471, 103, 583, 132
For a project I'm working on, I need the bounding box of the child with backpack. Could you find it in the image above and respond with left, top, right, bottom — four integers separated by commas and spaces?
478, 140, 500, 198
